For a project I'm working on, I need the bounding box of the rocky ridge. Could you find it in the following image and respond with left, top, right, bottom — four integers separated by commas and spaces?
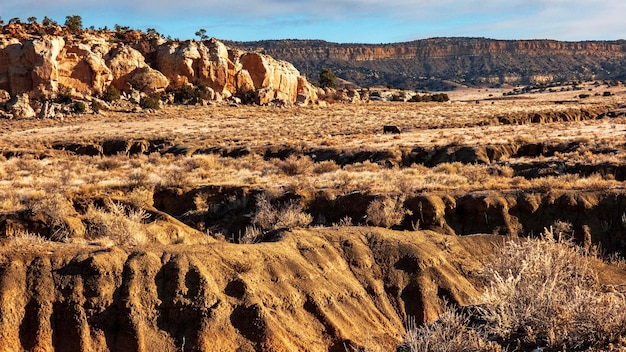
228, 38, 626, 89
0, 24, 318, 118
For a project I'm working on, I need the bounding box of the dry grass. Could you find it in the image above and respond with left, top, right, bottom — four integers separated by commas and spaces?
84, 202, 151, 245
401, 307, 503, 352
252, 193, 312, 231
1, 86, 626, 245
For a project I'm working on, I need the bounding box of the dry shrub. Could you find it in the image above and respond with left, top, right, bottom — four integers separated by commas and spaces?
366, 196, 410, 228
8, 228, 50, 245
252, 193, 312, 231
401, 308, 503, 352
278, 155, 314, 175
85, 202, 151, 245
31, 193, 83, 241
239, 225, 263, 244
313, 160, 340, 174
404, 232, 626, 351
193, 192, 209, 211
126, 186, 154, 208
477, 232, 626, 350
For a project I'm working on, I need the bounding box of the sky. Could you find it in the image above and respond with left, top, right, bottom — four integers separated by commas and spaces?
1, 0, 625, 44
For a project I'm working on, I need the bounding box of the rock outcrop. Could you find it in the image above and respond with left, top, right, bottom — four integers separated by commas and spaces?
0, 24, 317, 117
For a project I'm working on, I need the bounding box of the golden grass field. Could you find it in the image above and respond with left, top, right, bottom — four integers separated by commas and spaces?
2, 83, 626, 218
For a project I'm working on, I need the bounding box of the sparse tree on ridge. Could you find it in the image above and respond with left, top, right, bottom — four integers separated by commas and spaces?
65, 15, 82, 33
195, 28, 209, 41
42, 16, 57, 26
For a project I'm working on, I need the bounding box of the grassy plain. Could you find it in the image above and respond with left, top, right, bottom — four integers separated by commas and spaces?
2, 82, 626, 351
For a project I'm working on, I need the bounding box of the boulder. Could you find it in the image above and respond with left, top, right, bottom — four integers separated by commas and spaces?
26, 37, 65, 98
106, 45, 149, 90
56, 43, 113, 96
8, 93, 36, 118
235, 69, 255, 94
155, 38, 233, 95
239, 52, 301, 105
0, 89, 10, 104
296, 76, 318, 106
128, 67, 169, 93
38, 100, 56, 118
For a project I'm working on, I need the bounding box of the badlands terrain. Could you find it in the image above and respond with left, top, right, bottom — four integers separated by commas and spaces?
1, 22, 626, 352
2, 83, 626, 351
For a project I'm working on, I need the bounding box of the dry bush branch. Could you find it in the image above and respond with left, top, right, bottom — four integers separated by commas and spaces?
252, 193, 312, 231
403, 233, 626, 351
84, 201, 151, 245
366, 196, 410, 228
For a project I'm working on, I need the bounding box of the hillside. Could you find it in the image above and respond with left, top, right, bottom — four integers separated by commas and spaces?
227, 38, 626, 89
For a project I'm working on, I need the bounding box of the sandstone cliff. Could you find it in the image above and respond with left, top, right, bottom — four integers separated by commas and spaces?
0, 24, 316, 113
229, 38, 626, 89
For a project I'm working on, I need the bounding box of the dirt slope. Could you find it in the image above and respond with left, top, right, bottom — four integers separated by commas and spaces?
0, 228, 503, 351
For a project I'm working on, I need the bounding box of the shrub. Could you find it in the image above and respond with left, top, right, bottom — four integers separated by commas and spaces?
57, 84, 73, 104
173, 83, 199, 104
101, 85, 121, 102
476, 232, 626, 350
403, 232, 626, 351
85, 202, 150, 245
313, 160, 340, 174
278, 155, 314, 175
64, 15, 82, 33
31, 193, 83, 241
140, 93, 161, 110
252, 193, 312, 231
91, 100, 102, 114
401, 308, 503, 352
366, 196, 409, 228
431, 93, 450, 102
72, 101, 86, 113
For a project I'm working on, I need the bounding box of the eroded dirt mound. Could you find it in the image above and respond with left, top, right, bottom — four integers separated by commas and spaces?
0, 228, 501, 351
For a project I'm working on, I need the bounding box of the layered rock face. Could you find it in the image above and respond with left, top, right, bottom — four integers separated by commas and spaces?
0, 25, 315, 106
231, 38, 626, 89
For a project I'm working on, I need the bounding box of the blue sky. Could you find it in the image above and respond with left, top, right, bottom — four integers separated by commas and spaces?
2, 0, 625, 43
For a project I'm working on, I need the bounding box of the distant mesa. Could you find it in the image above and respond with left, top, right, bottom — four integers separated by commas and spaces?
228, 38, 626, 90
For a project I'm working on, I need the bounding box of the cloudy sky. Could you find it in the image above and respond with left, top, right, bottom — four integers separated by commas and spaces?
2, 0, 625, 43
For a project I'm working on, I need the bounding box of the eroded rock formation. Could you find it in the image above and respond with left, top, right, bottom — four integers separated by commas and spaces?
0, 24, 316, 112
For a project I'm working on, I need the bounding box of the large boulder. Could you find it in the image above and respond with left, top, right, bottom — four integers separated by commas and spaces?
239, 52, 301, 105
7, 93, 36, 118
105, 45, 169, 94
155, 38, 233, 95
26, 37, 65, 98
128, 66, 169, 93
106, 45, 149, 90
56, 42, 113, 96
